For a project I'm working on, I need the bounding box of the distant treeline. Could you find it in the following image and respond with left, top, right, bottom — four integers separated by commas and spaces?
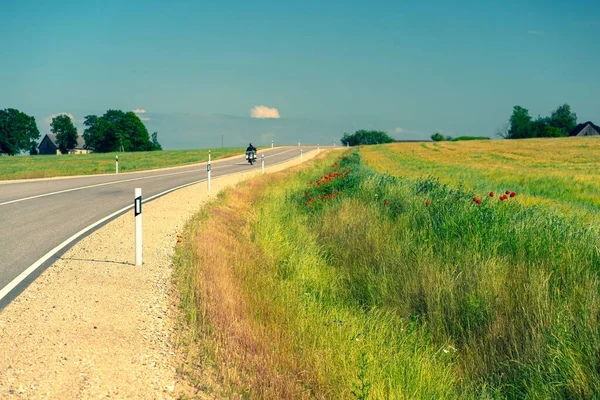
341, 130, 394, 146
83, 110, 162, 153
0, 108, 161, 156
431, 133, 491, 142
498, 103, 577, 139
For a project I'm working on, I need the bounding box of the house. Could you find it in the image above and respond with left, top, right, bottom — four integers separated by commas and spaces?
569, 121, 600, 137
38, 134, 90, 155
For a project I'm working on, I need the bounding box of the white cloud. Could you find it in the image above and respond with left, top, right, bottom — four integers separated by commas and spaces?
133, 108, 146, 114
395, 127, 404, 134
251, 105, 280, 119
45, 112, 75, 125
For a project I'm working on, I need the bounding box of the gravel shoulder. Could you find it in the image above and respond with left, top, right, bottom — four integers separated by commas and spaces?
0, 151, 321, 399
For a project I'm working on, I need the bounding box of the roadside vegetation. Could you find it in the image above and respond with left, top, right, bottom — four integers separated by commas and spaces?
174, 141, 600, 398
0, 148, 243, 180
361, 138, 600, 222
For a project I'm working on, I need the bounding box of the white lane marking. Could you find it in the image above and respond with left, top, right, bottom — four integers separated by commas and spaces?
0, 177, 203, 302
0, 149, 299, 207
0, 148, 314, 303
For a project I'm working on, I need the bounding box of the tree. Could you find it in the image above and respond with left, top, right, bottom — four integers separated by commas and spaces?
548, 104, 577, 136
0, 109, 41, 155
341, 130, 394, 146
51, 114, 78, 154
431, 132, 446, 142
495, 122, 509, 139
150, 132, 162, 151
83, 110, 161, 153
83, 115, 119, 153
508, 106, 532, 139
30, 142, 38, 155
530, 116, 548, 138
118, 112, 151, 151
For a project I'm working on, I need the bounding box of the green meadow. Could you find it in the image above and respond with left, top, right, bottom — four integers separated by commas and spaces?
0, 148, 243, 180
174, 140, 599, 398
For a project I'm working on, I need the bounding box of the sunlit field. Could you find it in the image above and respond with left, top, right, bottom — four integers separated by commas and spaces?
174, 142, 600, 399
361, 138, 600, 220
0, 148, 244, 180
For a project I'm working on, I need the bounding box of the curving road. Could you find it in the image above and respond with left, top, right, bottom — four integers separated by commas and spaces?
0, 146, 320, 308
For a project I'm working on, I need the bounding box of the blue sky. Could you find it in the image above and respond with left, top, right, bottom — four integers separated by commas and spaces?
1, 0, 599, 149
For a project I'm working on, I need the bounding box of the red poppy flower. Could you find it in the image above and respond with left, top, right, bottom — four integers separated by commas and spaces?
426, 201, 430, 206
505, 190, 510, 195
309, 197, 314, 201
489, 192, 494, 197
384, 201, 389, 206
475, 199, 482, 205
510, 192, 516, 198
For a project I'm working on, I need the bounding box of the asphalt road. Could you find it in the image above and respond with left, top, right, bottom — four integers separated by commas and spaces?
0, 146, 320, 308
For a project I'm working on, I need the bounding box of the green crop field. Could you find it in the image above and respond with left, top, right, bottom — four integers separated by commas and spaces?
174, 140, 600, 398
0, 148, 244, 181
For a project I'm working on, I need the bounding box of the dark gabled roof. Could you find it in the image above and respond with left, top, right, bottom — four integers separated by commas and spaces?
569, 121, 600, 136
43, 133, 86, 149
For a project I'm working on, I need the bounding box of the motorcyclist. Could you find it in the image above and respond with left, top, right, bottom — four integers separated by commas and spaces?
246, 143, 257, 152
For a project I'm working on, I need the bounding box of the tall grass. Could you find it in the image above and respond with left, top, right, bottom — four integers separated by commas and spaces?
0, 148, 243, 180
175, 149, 600, 398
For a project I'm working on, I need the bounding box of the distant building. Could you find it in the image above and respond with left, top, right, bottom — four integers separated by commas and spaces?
38, 134, 90, 155
569, 121, 600, 137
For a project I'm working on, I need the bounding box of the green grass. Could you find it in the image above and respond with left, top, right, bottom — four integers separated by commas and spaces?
174, 147, 600, 398
451, 136, 490, 141
361, 138, 600, 222
0, 148, 244, 180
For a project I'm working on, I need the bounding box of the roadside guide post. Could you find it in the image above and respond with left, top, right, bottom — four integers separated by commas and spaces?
116, 155, 119, 174
261, 154, 265, 174
134, 188, 142, 266
271, 140, 273, 148
207, 150, 211, 192
298, 141, 300, 146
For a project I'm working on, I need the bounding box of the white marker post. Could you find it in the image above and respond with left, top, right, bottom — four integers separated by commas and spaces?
116, 155, 119, 174
134, 188, 142, 266
271, 140, 274, 148
207, 150, 211, 192
261, 154, 265, 174
298, 141, 300, 147
300, 149, 303, 162
334, 142, 336, 147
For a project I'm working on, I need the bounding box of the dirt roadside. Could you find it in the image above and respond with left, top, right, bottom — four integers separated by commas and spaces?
0, 150, 322, 399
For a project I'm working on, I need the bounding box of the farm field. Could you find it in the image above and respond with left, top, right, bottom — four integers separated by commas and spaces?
361, 138, 600, 221
0, 148, 244, 180
174, 142, 600, 399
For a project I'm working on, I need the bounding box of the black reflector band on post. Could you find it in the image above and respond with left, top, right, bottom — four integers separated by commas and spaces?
135, 196, 142, 216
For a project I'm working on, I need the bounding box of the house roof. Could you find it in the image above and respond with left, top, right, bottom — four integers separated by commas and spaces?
43, 133, 86, 149
569, 121, 600, 136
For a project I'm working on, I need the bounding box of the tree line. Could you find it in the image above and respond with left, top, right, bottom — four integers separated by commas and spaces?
498, 103, 577, 139
341, 130, 394, 146
0, 108, 161, 156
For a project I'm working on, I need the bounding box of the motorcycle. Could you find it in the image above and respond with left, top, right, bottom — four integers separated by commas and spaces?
246, 150, 257, 165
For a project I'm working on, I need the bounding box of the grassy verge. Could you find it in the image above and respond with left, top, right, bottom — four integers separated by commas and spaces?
174, 149, 600, 398
0, 148, 243, 180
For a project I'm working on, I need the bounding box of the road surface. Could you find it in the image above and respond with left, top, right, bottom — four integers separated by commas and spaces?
0, 146, 320, 308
